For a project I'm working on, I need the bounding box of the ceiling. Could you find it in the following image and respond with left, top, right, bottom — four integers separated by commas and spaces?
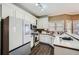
14, 3, 79, 17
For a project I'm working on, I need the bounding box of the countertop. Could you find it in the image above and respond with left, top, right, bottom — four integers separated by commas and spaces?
54, 33, 79, 51
67, 33, 79, 40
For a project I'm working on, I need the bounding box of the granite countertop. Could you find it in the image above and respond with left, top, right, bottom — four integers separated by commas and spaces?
67, 33, 79, 40
54, 33, 79, 50
41, 33, 51, 35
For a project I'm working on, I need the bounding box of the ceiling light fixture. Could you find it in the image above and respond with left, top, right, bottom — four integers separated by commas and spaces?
35, 3, 47, 11
35, 3, 39, 6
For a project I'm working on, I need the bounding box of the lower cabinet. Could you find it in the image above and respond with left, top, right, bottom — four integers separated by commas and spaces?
39, 34, 54, 45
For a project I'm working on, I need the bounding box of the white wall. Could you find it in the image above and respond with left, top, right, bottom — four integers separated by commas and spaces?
37, 17, 48, 29
2, 3, 37, 50
49, 20, 64, 32
49, 22, 55, 31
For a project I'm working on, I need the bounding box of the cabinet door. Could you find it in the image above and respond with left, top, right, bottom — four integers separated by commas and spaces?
9, 17, 23, 51
40, 35, 45, 42
37, 19, 43, 29
15, 10, 24, 19
40, 35, 51, 44
2, 4, 15, 18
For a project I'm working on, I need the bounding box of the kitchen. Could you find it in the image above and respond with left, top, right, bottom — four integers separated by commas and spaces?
37, 14, 79, 55
0, 3, 79, 55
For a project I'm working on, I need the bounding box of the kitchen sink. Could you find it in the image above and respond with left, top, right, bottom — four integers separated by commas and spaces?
61, 37, 73, 40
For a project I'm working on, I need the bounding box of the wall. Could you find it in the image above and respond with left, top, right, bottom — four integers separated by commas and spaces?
9, 42, 31, 55
49, 14, 71, 20
49, 14, 79, 34
49, 19, 64, 32
71, 14, 79, 35
71, 14, 79, 20
49, 14, 72, 33
37, 16, 48, 29
2, 3, 37, 51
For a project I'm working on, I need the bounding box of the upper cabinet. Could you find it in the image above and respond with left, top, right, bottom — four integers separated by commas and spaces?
37, 17, 48, 29
2, 3, 37, 25
2, 3, 37, 50
2, 4, 15, 18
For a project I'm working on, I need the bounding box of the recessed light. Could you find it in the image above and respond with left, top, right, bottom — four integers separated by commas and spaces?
35, 3, 39, 6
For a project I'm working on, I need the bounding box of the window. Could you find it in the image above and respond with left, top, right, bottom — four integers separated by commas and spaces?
73, 20, 79, 35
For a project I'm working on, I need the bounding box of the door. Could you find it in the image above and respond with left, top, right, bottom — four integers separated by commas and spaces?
1, 16, 9, 55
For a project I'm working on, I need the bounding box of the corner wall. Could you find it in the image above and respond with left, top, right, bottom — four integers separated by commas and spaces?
49, 14, 72, 33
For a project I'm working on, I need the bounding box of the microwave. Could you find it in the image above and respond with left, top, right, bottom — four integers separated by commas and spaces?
30, 24, 37, 30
